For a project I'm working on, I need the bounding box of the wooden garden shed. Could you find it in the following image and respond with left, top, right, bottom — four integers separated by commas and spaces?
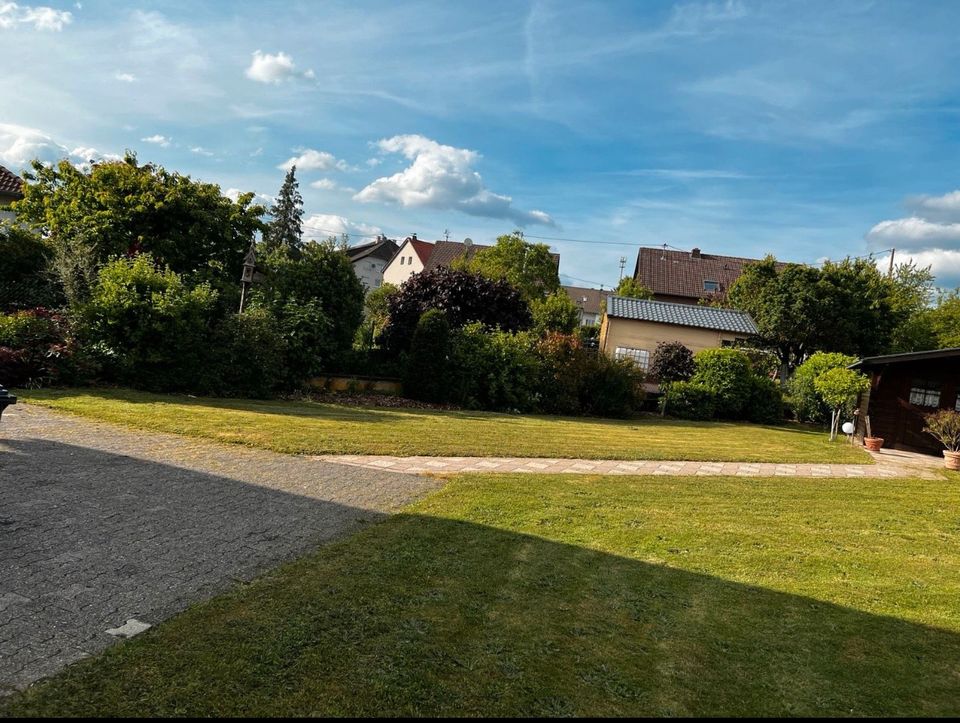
851, 348, 960, 455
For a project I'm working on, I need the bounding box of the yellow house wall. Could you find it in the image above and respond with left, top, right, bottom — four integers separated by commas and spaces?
600, 316, 746, 359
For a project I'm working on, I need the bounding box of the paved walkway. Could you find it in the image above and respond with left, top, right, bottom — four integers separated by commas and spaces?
318, 449, 945, 479
0, 404, 441, 693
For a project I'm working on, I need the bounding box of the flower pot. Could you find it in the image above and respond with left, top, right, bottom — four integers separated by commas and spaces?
864, 437, 884, 452
944, 451, 960, 471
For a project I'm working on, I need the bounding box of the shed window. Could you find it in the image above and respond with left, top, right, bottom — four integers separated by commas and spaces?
615, 346, 649, 371
909, 379, 941, 408
703, 280, 719, 292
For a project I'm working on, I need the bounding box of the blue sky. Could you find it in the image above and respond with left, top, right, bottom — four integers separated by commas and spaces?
2, 0, 960, 289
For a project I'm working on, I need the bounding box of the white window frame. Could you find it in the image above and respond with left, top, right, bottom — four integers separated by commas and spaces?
614, 346, 649, 371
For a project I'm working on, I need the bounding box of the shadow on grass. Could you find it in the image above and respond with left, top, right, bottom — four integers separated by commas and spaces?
4, 500, 958, 715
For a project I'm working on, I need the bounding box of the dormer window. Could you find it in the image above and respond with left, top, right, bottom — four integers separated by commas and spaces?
704, 280, 719, 292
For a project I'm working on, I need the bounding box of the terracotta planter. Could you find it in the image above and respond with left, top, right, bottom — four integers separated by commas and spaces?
864, 437, 884, 452
945, 451, 960, 471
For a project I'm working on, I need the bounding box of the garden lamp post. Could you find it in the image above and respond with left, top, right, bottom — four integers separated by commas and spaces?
0, 384, 16, 423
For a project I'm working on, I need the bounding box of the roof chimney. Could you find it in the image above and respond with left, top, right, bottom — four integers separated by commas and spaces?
691, 247, 701, 259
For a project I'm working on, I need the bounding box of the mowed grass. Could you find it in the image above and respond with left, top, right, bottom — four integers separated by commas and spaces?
5, 473, 959, 717
20, 388, 870, 463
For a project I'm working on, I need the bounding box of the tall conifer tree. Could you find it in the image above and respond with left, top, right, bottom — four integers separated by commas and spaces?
264, 165, 304, 255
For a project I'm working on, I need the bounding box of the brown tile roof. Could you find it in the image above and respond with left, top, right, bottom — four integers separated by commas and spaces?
421, 240, 491, 272
562, 285, 608, 316
633, 247, 768, 300
0, 164, 23, 198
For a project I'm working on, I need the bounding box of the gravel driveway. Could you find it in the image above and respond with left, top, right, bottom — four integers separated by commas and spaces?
0, 404, 441, 692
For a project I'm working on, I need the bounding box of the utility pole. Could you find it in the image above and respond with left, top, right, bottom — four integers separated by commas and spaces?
888, 248, 896, 278
618, 256, 627, 281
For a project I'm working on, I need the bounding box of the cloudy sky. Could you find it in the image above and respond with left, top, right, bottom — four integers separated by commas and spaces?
2, 0, 960, 289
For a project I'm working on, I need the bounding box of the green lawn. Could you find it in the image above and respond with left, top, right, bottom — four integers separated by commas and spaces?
20, 388, 870, 463
5, 473, 958, 717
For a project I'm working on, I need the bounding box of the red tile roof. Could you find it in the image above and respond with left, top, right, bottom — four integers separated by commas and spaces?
634, 247, 767, 301
0, 164, 23, 198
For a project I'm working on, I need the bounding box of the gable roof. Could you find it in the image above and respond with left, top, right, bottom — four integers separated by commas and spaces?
346, 237, 399, 264
606, 296, 759, 335
634, 247, 769, 300
421, 240, 491, 272
0, 163, 23, 198
563, 285, 608, 316
850, 347, 960, 370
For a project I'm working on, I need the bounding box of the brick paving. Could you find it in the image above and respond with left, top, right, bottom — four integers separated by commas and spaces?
0, 405, 442, 693
317, 449, 944, 479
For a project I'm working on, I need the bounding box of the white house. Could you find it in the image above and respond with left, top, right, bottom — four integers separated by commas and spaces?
381, 234, 436, 287
346, 236, 399, 291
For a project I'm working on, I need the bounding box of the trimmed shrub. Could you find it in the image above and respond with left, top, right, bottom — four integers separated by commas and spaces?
581, 354, 644, 418
789, 351, 859, 423
450, 324, 542, 412
403, 310, 452, 403
690, 348, 754, 419
746, 375, 784, 424
649, 341, 694, 384
660, 381, 716, 420
0, 308, 90, 387
210, 309, 286, 398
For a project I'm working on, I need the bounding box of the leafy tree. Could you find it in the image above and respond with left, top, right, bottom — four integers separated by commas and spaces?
613, 277, 653, 299
531, 290, 580, 336
728, 257, 825, 377
928, 290, 960, 348
16, 154, 265, 287
649, 341, 695, 383
403, 309, 451, 403
813, 367, 870, 440
0, 223, 60, 310
816, 257, 897, 358
380, 267, 532, 353
263, 166, 304, 256
254, 240, 365, 354
789, 351, 859, 423
459, 232, 559, 301
887, 262, 937, 352
354, 282, 398, 351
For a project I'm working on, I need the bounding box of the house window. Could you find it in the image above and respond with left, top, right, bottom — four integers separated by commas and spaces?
909, 379, 941, 408
408, 256, 413, 264
400, 256, 405, 265
704, 280, 719, 292
615, 346, 649, 371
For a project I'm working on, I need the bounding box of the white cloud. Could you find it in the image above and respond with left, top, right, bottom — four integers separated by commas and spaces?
310, 178, 338, 190
224, 188, 273, 205
867, 217, 960, 251
366, 157, 382, 167
0, 122, 67, 167
303, 213, 381, 240
0, 2, 72, 31
278, 148, 348, 172
141, 134, 171, 147
250, 147, 263, 157
190, 146, 213, 156
69, 146, 122, 169
906, 190, 960, 224
867, 189, 960, 288
114, 72, 137, 83
354, 134, 554, 227
245, 50, 314, 84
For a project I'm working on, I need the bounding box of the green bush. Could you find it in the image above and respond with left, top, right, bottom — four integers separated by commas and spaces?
210, 309, 286, 398
0, 308, 90, 387
581, 354, 644, 418
649, 341, 695, 384
789, 352, 859, 423
449, 324, 542, 412
531, 291, 580, 336
660, 381, 716, 420
0, 224, 61, 311
746, 375, 784, 424
690, 348, 755, 419
403, 310, 452, 403
79, 254, 218, 392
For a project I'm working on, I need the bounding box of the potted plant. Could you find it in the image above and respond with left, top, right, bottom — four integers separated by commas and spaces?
923, 409, 960, 470
864, 436, 884, 452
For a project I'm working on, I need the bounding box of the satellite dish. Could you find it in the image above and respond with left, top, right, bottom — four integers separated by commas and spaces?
463, 237, 473, 247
